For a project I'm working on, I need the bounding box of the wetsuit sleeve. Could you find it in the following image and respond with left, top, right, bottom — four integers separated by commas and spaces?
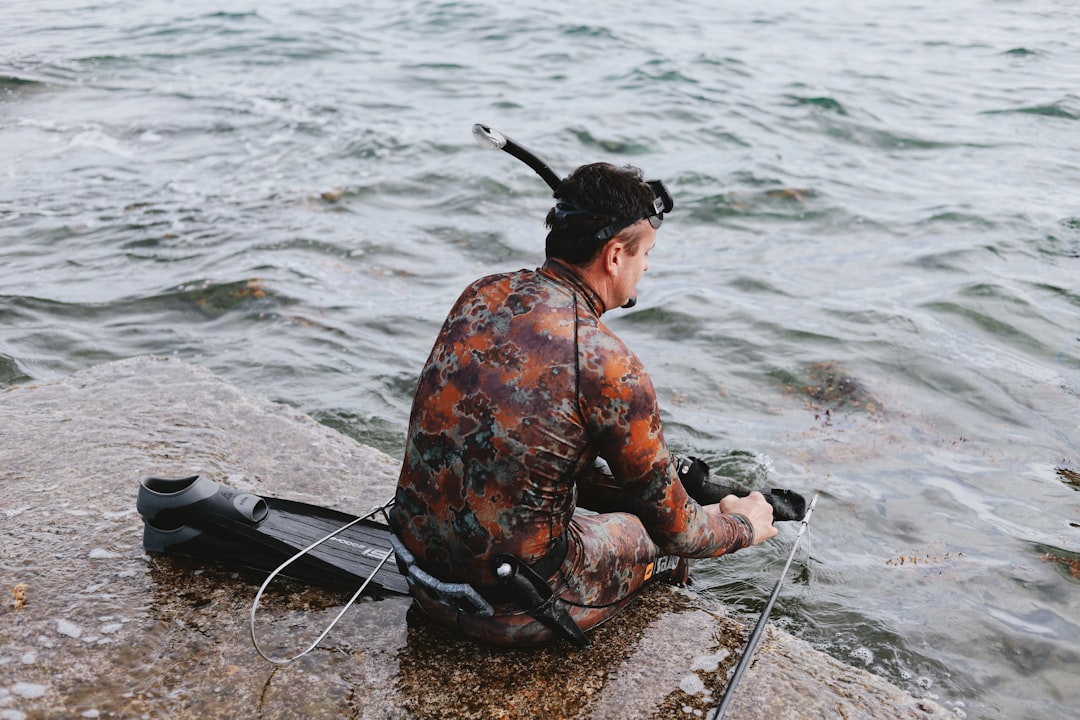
576, 329, 754, 558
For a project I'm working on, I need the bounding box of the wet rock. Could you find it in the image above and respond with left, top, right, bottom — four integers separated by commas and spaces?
0, 357, 951, 719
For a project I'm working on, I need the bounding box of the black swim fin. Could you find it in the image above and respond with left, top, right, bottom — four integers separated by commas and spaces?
137, 475, 409, 595
675, 457, 808, 522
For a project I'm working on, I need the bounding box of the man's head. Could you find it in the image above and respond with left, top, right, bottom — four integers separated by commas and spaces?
544, 162, 668, 266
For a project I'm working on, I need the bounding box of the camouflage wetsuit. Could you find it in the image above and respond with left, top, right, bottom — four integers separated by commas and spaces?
391, 258, 755, 645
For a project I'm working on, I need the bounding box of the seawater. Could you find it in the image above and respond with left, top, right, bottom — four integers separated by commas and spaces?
2, 1, 1078, 718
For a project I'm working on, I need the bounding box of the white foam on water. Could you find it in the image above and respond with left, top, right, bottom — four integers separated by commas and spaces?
56, 619, 82, 639
10, 683, 46, 700
689, 649, 730, 673
678, 674, 707, 696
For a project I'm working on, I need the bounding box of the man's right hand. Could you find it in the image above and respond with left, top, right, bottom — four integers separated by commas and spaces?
716, 492, 779, 545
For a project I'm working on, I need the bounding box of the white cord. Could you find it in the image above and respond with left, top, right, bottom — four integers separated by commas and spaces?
249, 498, 395, 664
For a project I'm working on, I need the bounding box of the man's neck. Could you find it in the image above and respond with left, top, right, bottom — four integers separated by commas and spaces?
540, 258, 608, 315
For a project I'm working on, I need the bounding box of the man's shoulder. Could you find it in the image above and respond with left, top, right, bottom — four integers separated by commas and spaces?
448, 269, 547, 317
464, 267, 534, 291
461, 267, 574, 304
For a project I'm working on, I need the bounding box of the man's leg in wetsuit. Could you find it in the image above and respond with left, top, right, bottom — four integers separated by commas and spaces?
574, 459, 691, 587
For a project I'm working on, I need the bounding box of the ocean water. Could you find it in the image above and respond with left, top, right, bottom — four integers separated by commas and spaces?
2, 1, 1079, 717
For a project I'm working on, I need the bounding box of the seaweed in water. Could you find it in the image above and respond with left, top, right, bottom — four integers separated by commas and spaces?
1039, 545, 1080, 581
773, 361, 883, 415
178, 278, 278, 318
1056, 466, 1080, 490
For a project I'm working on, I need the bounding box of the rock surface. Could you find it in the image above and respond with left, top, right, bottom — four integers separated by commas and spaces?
0, 357, 953, 719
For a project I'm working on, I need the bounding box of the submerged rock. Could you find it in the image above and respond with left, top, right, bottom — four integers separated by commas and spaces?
0, 357, 950, 719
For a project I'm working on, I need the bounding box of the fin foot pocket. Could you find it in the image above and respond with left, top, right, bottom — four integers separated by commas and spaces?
137, 475, 268, 528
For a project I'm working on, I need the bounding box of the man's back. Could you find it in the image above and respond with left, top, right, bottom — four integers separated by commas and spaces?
393, 264, 598, 585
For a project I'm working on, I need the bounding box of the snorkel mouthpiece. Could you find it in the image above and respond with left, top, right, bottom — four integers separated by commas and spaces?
472, 124, 508, 151
472, 123, 561, 190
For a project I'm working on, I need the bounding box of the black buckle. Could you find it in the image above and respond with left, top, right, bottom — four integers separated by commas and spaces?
493, 552, 590, 648
528, 532, 568, 580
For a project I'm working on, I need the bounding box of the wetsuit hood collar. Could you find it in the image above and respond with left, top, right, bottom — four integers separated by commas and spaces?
539, 258, 606, 317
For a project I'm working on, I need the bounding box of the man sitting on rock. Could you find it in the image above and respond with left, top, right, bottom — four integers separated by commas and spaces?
391, 161, 777, 647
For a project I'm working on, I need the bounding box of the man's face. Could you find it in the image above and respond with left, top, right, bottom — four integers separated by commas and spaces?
616, 222, 657, 306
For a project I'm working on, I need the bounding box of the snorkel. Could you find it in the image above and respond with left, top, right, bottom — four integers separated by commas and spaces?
472, 124, 562, 192
472, 124, 674, 309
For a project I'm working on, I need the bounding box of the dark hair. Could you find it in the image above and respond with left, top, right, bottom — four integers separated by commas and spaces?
544, 162, 656, 265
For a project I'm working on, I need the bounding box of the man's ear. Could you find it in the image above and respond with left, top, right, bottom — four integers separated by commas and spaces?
602, 239, 625, 277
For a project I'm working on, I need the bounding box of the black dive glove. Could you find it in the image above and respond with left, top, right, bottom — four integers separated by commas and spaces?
674, 455, 807, 522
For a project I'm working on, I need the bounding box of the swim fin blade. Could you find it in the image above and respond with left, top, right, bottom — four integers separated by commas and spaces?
137, 475, 409, 595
